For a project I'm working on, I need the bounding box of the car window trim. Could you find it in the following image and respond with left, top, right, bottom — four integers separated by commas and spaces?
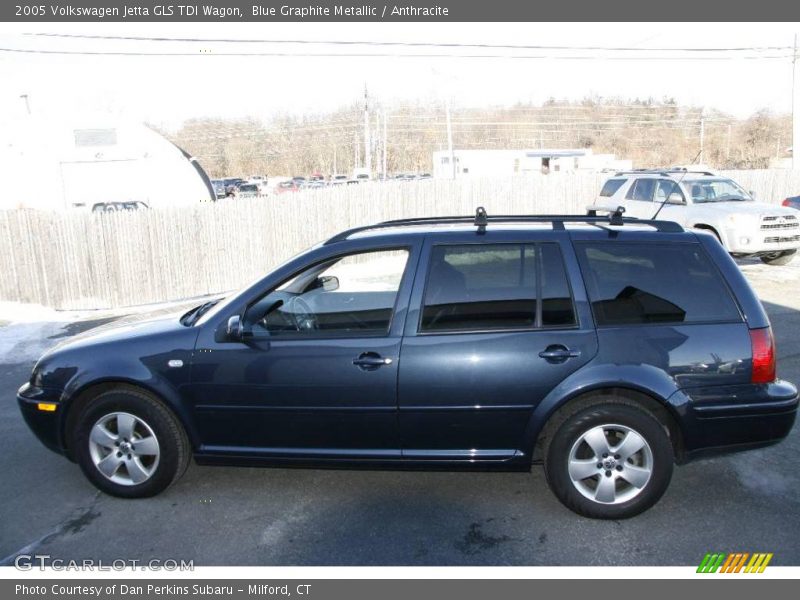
244, 244, 413, 341
415, 240, 579, 336
572, 239, 746, 327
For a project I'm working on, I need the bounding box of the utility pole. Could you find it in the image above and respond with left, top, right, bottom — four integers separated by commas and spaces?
363, 84, 372, 177
375, 111, 381, 178
333, 146, 337, 176
699, 108, 705, 165
726, 123, 732, 165
793, 34, 799, 169
382, 110, 388, 180
354, 129, 359, 170
445, 98, 455, 179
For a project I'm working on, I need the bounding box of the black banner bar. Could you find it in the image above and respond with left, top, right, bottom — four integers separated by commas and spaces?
4, 0, 800, 22
3, 579, 799, 600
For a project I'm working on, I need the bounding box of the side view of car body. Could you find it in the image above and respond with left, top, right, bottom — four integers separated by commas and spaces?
18, 210, 798, 519
590, 169, 800, 265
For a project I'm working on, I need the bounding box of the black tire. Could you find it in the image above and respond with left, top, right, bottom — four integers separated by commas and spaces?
71, 388, 191, 498
760, 250, 796, 266
544, 401, 673, 519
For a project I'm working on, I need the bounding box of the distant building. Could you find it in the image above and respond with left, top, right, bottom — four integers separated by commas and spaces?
432, 148, 632, 179
0, 113, 215, 211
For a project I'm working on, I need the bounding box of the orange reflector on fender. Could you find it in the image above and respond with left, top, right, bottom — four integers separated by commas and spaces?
36, 403, 57, 412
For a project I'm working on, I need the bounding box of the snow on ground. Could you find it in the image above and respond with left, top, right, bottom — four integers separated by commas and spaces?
0, 302, 99, 364
0, 297, 211, 364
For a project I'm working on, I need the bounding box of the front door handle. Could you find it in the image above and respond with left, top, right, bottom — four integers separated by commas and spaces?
539, 345, 581, 362
353, 352, 393, 370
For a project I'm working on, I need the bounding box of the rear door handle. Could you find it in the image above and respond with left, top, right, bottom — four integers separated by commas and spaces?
539, 345, 581, 361
353, 352, 393, 369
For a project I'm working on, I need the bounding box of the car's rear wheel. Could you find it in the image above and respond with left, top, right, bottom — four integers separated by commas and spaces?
72, 388, 190, 498
544, 402, 673, 519
760, 250, 796, 266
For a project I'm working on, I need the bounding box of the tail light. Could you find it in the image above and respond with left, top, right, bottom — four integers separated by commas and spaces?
782, 199, 791, 207
750, 327, 776, 384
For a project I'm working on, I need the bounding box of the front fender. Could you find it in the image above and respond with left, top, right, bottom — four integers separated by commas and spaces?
53, 344, 199, 454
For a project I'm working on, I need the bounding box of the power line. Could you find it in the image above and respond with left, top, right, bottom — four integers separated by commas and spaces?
25, 33, 794, 53
0, 47, 792, 60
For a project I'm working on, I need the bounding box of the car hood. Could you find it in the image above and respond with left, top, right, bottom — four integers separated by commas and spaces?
44, 310, 188, 357
690, 201, 797, 217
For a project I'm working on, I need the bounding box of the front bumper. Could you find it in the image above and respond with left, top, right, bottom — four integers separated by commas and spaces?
724, 226, 800, 254
677, 379, 798, 462
17, 382, 67, 456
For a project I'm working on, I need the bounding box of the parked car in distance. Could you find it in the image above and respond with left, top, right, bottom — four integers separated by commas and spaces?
352, 167, 371, 181
91, 201, 150, 213
589, 169, 800, 265
18, 208, 798, 519
300, 180, 327, 190
329, 174, 349, 185
782, 196, 800, 211
275, 180, 299, 194
222, 177, 246, 190
211, 180, 227, 200
237, 183, 264, 198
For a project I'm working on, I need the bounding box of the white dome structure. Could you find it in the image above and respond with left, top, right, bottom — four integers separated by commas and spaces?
0, 113, 215, 211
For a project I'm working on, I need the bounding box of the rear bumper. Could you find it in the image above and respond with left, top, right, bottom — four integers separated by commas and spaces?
676, 379, 798, 463
17, 383, 66, 456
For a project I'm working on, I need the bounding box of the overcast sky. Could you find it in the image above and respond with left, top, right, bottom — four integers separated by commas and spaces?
0, 22, 798, 129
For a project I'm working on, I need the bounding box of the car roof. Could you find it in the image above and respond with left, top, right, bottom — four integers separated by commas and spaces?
337, 221, 694, 246
608, 170, 727, 183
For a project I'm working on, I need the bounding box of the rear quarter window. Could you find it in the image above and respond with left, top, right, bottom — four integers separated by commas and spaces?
574, 242, 741, 326
599, 178, 626, 197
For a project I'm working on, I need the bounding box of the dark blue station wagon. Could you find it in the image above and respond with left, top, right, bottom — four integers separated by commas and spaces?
18, 210, 799, 518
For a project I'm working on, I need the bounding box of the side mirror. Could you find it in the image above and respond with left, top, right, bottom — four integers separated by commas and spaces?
667, 192, 685, 205
320, 275, 339, 292
749, 190, 757, 199
225, 315, 252, 342
306, 275, 339, 293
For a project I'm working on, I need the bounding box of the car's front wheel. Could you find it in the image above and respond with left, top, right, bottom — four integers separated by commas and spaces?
72, 388, 190, 498
760, 250, 796, 266
544, 401, 673, 519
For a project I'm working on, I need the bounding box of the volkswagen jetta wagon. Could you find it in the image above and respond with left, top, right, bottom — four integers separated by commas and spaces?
18, 209, 798, 519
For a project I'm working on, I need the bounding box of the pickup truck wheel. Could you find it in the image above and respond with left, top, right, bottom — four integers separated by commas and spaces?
72, 389, 190, 498
544, 403, 673, 519
760, 250, 796, 266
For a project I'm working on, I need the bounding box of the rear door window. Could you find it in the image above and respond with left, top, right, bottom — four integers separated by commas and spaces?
626, 179, 657, 202
599, 178, 626, 197
654, 180, 683, 202
420, 243, 576, 332
574, 242, 741, 326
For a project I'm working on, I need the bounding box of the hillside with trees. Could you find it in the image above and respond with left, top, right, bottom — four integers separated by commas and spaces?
164, 97, 792, 177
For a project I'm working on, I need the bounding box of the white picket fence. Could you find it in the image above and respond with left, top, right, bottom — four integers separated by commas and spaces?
1, 169, 798, 310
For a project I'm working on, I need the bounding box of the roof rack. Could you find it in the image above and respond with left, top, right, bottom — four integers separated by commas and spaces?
614, 168, 715, 177
323, 206, 684, 244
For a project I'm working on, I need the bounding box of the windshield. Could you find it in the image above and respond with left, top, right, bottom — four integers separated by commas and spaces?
685, 179, 752, 203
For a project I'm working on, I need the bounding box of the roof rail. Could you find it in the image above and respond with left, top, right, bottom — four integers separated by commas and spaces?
323, 206, 684, 244
613, 169, 672, 177
614, 168, 715, 177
